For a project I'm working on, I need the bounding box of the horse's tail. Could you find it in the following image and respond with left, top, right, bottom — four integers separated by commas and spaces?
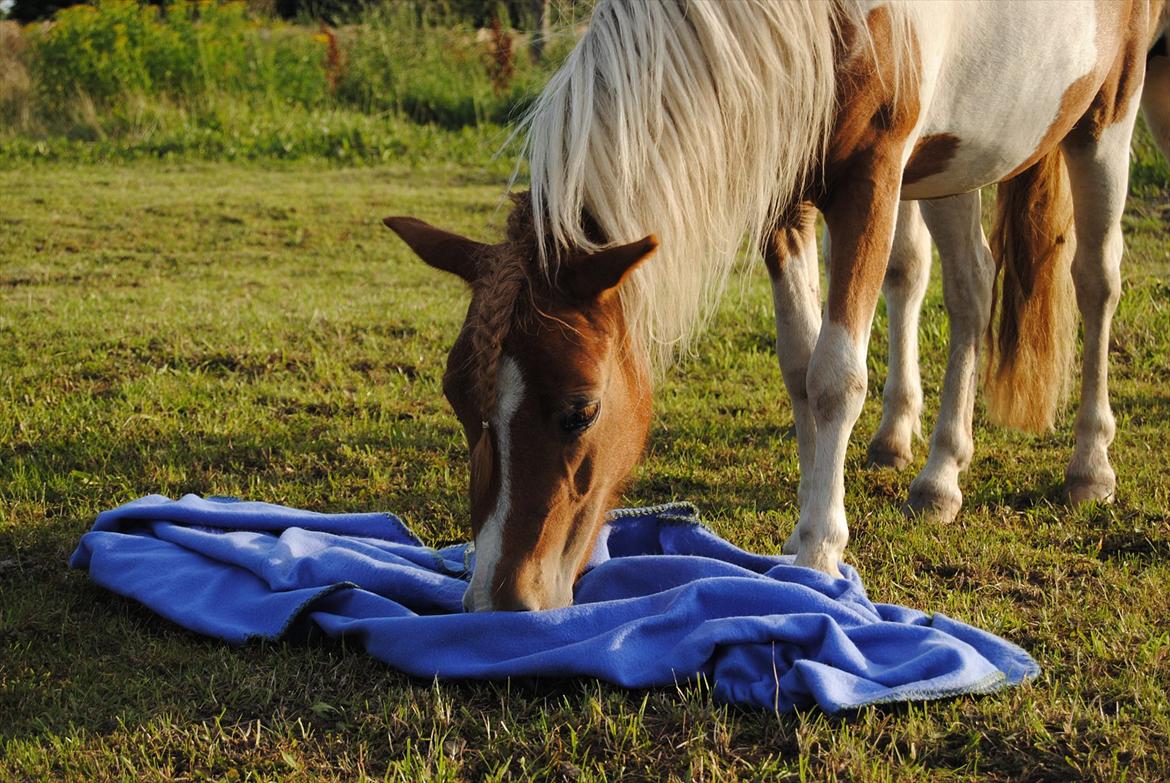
983, 148, 1077, 433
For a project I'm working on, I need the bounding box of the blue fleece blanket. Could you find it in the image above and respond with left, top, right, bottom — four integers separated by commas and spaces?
69, 495, 1038, 713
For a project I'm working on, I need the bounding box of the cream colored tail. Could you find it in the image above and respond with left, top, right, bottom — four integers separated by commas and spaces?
983, 148, 1077, 433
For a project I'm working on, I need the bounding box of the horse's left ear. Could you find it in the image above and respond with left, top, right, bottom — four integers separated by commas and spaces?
569, 235, 659, 301
383, 216, 489, 284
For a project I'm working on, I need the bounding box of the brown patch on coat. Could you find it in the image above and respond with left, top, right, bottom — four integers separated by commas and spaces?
1007, 0, 1148, 177
902, 133, 961, 185
821, 8, 919, 175
816, 6, 921, 338
1073, 0, 1149, 139
821, 148, 908, 341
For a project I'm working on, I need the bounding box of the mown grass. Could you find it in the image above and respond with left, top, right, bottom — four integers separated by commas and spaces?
1, 146, 1167, 780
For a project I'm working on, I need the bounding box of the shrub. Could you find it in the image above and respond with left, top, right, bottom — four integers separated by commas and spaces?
0, 21, 32, 128
335, 2, 524, 128
28, 0, 329, 115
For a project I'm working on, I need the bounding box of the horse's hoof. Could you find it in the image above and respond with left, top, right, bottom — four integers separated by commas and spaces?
866, 440, 913, 470
904, 478, 962, 523
793, 550, 843, 579
782, 528, 800, 555
1066, 473, 1116, 505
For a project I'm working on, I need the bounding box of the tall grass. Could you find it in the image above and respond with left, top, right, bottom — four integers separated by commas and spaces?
1130, 115, 1170, 199
0, 0, 574, 163
0, 20, 32, 129
336, 3, 575, 128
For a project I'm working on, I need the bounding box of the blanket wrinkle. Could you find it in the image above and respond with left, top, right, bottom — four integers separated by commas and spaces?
69, 494, 1039, 713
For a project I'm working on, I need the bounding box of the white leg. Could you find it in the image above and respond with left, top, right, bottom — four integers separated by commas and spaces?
867, 200, 931, 469
1061, 109, 1140, 503
905, 192, 994, 522
764, 206, 821, 554
796, 322, 868, 576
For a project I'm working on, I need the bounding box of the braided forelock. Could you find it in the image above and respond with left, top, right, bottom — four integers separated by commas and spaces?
467, 246, 530, 511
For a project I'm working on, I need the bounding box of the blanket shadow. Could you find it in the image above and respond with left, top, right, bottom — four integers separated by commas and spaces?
1, 426, 470, 539
9, 577, 829, 752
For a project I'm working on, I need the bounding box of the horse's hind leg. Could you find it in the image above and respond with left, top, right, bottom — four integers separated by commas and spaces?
904, 192, 994, 523
1060, 104, 1142, 504
1143, 36, 1169, 159
764, 204, 821, 553
867, 200, 931, 469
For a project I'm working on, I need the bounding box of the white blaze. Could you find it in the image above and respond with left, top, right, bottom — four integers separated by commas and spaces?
463, 355, 524, 611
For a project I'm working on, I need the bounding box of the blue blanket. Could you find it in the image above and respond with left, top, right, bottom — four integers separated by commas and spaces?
69, 494, 1038, 713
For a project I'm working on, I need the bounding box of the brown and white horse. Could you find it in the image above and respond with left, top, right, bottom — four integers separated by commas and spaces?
865, 15, 1168, 525
386, 1, 1160, 611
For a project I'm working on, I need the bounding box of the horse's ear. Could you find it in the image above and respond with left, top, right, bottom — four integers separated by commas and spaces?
383, 216, 488, 283
569, 235, 658, 301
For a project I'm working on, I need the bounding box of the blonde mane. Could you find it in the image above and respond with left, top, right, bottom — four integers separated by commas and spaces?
517, 0, 912, 368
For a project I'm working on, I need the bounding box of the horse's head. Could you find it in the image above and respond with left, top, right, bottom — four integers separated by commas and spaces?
385, 202, 657, 611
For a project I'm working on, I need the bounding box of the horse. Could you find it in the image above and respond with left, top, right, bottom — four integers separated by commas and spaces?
385, 0, 1161, 611
863, 21, 1169, 525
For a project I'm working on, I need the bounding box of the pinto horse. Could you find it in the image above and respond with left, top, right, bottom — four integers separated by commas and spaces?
386, 0, 1160, 611
866, 23, 1170, 524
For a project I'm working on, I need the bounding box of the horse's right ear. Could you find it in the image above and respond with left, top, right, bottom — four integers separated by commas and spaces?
383, 216, 488, 284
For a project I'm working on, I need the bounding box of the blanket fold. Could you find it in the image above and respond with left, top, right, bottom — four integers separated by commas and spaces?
69, 494, 1038, 712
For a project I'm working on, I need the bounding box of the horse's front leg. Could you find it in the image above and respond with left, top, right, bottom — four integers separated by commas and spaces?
763, 204, 821, 551
794, 162, 900, 576
867, 200, 931, 469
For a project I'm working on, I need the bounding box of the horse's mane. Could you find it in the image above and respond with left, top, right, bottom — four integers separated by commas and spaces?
516, 0, 914, 369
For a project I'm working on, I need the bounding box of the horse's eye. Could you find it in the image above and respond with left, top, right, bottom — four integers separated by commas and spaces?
561, 400, 601, 434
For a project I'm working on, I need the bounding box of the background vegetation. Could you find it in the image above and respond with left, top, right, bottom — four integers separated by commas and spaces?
2, 1, 1169, 780
0, 0, 587, 164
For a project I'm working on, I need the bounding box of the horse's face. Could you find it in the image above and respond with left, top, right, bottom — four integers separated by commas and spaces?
385, 213, 657, 611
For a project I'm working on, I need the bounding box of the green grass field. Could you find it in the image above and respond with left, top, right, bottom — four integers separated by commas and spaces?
1, 155, 1168, 781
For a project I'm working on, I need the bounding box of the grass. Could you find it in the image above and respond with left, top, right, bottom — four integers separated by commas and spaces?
0, 108, 523, 169
1, 152, 1168, 781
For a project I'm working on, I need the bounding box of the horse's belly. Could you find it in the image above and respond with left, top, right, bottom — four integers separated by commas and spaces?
900, 135, 1045, 200
898, 0, 1105, 200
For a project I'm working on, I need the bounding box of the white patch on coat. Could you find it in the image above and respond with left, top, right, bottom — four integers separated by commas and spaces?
902, 0, 1102, 198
